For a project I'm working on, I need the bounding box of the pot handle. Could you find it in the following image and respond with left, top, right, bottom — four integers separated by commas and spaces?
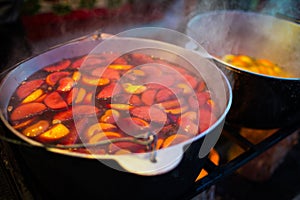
110, 144, 186, 176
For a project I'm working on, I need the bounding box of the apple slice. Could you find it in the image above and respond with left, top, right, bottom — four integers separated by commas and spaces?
97, 83, 121, 99
57, 77, 74, 92
16, 79, 44, 99
141, 89, 157, 106
46, 71, 70, 86
10, 103, 47, 121
99, 109, 120, 124
44, 92, 68, 110
81, 75, 110, 86
44, 59, 71, 72
155, 88, 176, 103
162, 134, 189, 148
130, 106, 167, 123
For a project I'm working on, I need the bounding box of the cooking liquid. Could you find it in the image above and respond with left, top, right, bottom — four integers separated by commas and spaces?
7, 52, 217, 155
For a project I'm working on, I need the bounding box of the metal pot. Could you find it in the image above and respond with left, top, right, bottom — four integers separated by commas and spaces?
0, 31, 232, 199
187, 10, 300, 129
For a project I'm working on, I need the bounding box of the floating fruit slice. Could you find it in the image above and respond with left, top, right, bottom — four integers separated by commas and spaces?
97, 83, 121, 99
108, 64, 133, 70
99, 109, 120, 124
35, 93, 47, 103
72, 71, 81, 82
37, 123, 70, 142
12, 117, 36, 129
22, 89, 44, 104
59, 128, 78, 145
91, 68, 120, 80
66, 88, 86, 105
162, 134, 189, 148
184, 74, 198, 89
103, 69, 121, 80
83, 92, 93, 104
155, 138, 164, 150
74, 88, 86, 104
198, 91, 211, 104
197, 81, 206, 92
122, 83, 146, 94
130, 53, 154, 65
146, 83, 165, 90
66, 88, 78, 105
155, 88, 176, 103
189, 91, 211, 109
10, 103, 47, 121
178, 117, 198, 136
111, 93, 131, 104
114, 149, 132, 155
130, 106, 167, 123
53, 109, 73, 123
89, 131, 122, 144
157, 124, 178, 138
165, 106, 188, 115
131, 117, 149, 127
44, 59, 71, 72
141, 89, 156, 106
235, 55, 254, 66
117, 117, 149, 136
81, 75, 110, 86
131, 69, 145, 76
71, 56, 88, 69
90, 67, 105, 76
177, 83, 193, 94
257, 58, 275, 68
230, 56, 250, 69
188, 95, 198, 109
46, 71, 70, 86
16, 79, 44, 99
86, 123, 117, 139
206, 99, 217, 113
108, 141, 145, 154
22, 120, 50, 137
112, 57, 127, 65
44, 92, 68, 110
222, 54, 235, 63
57, 77, 75, 92
158, 99, 180, 109
129, 95, 142, 106
84, 56, 105, 66
199, 109, 217, 133
72, 105, 100, 116
108, 104, 133, 110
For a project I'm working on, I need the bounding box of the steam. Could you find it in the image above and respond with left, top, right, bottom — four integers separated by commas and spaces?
260, 0, 300, 19
186, 7, 300, 77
